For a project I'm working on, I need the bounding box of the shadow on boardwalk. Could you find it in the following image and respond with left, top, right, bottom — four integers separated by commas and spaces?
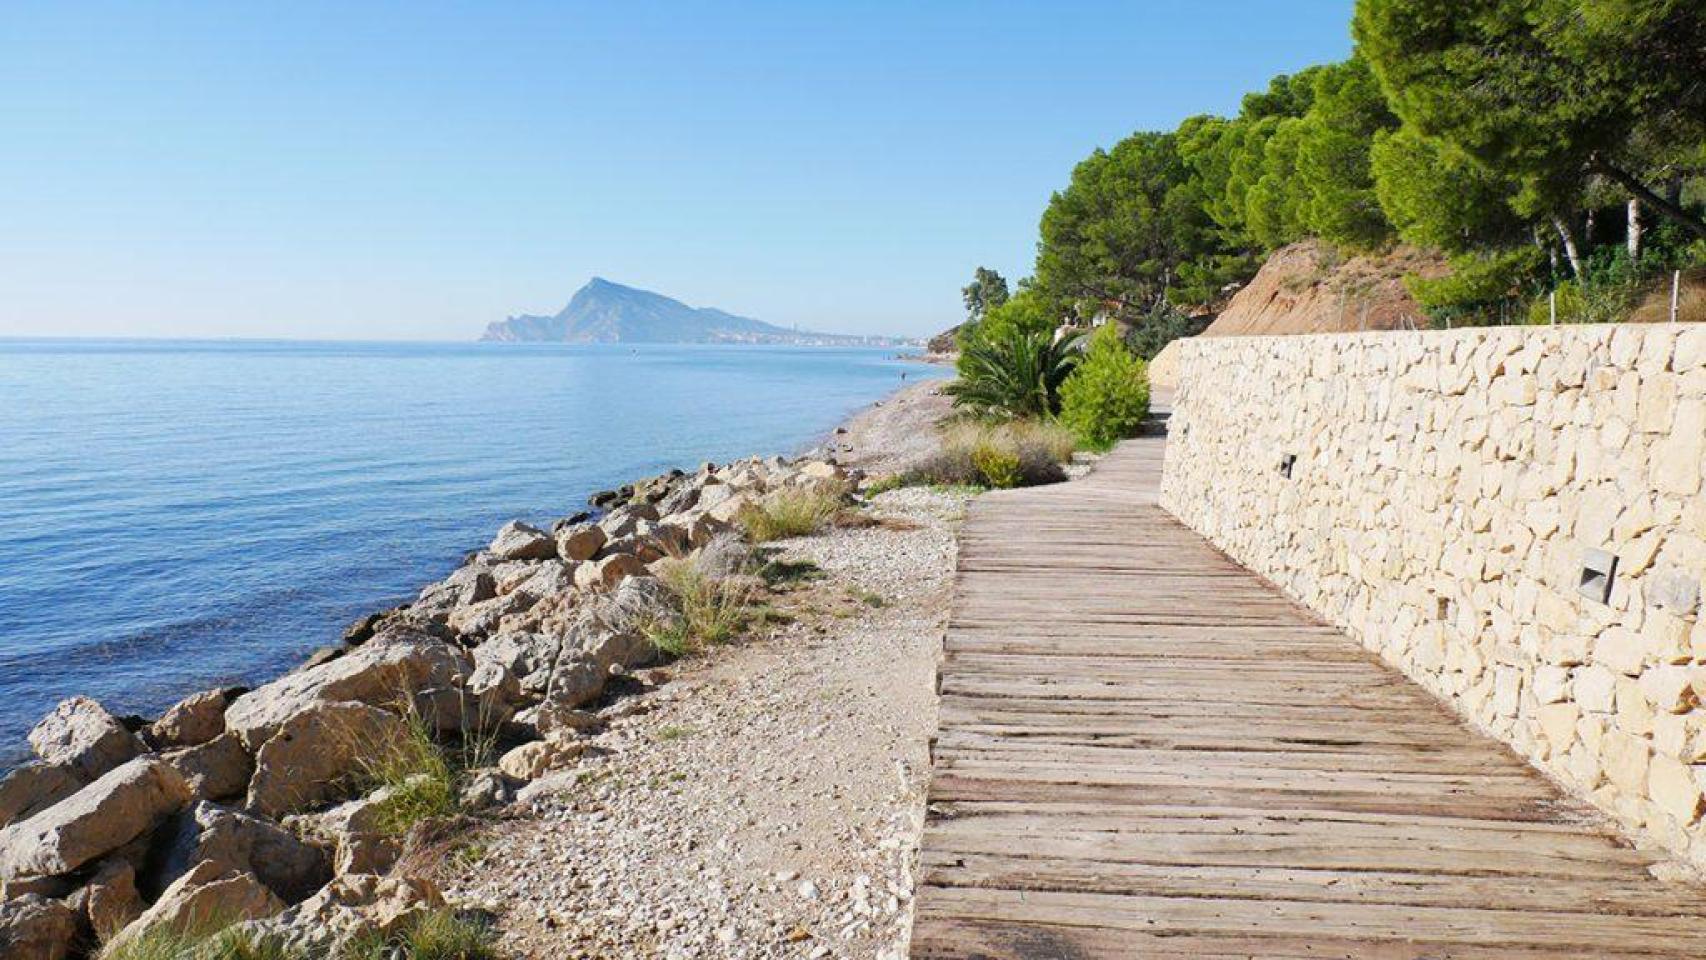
909, 421, 1706, 959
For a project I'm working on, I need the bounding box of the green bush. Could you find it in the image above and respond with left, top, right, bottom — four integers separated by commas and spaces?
1060, 325, 1151, 451
969, 444, 1022, 489
901, 420, 1074, 488
355, 708, 458, 836
645, 552, 755, 656
345, 910, 498, 960
735, 483, 846, 542
946, 323, 1082, 419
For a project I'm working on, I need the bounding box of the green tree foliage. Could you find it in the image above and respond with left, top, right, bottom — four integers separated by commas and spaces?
1371, 125, 1525, 252
960, 267, 1010, 323
997, 2, 1705, 336
1034, 132, 1234, 319
1060, 324, 1152, 451
1354, 0, 1706, 241
1407, 247, 1546, 325
1295, 57, 1399, 249
946, 325, 1082, 420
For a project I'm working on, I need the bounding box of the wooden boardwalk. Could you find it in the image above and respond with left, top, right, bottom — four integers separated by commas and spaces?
909, 426, 1706, 959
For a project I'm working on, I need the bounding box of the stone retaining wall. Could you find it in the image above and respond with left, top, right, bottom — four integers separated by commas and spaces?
1160, 325, 1706, 868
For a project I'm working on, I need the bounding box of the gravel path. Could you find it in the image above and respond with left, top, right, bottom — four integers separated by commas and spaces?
444, 425, 967, 958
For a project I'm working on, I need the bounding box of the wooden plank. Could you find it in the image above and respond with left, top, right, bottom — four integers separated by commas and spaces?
910, 426, 1706, 958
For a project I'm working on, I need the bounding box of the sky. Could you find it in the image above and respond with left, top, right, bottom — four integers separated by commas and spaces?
0, 1, 1354, 340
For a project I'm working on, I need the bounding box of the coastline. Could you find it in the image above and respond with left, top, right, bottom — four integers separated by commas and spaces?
0, 371, 959, 958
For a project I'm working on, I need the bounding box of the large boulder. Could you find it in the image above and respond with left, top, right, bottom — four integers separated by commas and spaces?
148, 688, 236, 749
0, 757, 191, 881
146, 801, 330, 904
298, 789, 406, 878
238, 873, 442, 956
573, 553, 646, 591
414, 565, 496, 614
224, 629, 471, 751
0, 762, 86, 829
445, 591, 538, 639
245, 701, 409, 819
497, 738, 585, 781
488, 520, 557, 562
555, 523, 606, 563
109, 861, 283, 952
27, 697, 145, 781
161, 732, 253, 801
73, 857, 144, 942
0, 894, 78, 960
510, 560, 578, 601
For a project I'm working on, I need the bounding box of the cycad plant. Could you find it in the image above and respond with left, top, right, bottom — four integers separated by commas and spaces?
945, 327, 1083, 419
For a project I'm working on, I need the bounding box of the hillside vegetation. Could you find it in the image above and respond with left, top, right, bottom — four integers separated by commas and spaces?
959, 0, 1706, 362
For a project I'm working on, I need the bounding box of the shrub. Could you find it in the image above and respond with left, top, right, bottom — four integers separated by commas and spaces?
1060, 324, 1151, 451
102, 922, 298, 960
1124, 301, 1211, 361
735, 483, 846, 542
945, 325, 1083, 419
969, 444, 1022, 489
345, 910, 498, 960
645, 553, 755, 656
355, 709, 458, 836
903, 420, 1073, 488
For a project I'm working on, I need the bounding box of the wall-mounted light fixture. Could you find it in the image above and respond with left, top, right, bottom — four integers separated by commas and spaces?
1579, 548, 1618, 605
1278, 453, 1297, 479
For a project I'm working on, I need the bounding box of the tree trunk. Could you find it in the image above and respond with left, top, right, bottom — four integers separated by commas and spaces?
1553, 217, 1584, 278
1591, 157, 1706, 243
1583, 208, 1596, 250
1627, 198, 1643, 262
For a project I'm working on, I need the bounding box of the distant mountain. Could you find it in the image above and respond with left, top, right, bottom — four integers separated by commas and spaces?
480, 278, 911, 346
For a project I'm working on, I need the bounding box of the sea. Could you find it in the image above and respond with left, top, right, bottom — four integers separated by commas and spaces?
0, 339, 943, 767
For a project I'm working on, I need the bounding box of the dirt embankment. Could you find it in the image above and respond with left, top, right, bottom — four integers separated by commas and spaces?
1201, 239, 1446, 338
1150, 240, 1447, 387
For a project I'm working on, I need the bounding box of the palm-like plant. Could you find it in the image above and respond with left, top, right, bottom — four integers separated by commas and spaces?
945, 327, 1083, 419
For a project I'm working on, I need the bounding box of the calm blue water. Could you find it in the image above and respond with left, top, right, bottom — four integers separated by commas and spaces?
0, 340, 941, 766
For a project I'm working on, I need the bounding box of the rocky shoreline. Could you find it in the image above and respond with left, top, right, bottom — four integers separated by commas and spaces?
0, 382, 956, 960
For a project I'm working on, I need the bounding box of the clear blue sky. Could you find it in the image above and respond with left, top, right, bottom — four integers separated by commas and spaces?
0, 1, 1353, 340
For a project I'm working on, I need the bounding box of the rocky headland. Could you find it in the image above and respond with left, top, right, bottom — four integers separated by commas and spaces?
0, 383, 960, 960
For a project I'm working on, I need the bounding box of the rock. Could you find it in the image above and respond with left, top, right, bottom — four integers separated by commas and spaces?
224, 629, 472, 751
0, 762, 86, 830
511, 702, 604, 740
411, 683, 513, 735
0, 894, 78, 960
76, 857, 144, 941
706, 491, 759, 525
497, 738, 586, 781
149, 688, 236, 750
239, 873, 442, 956
799, 460, 843, 481
488, 520, 557, 562
445, 591, 539, 639
27, 696, 146, 781
162, 733, 254, 802
472, 631, 560, 697
0, 875, 74, 901
0, 757, 191, 881
110, 861, 284, 951
509, 560, 578, 600
245, 701, 409, 819
458, 769, 515, 811
414, 565, 496, 614
556, 523, 608, 563
574, 553, 647, 591
146, 801, 330, 904
342, 610, 391, 646
466, 662, 520, 707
